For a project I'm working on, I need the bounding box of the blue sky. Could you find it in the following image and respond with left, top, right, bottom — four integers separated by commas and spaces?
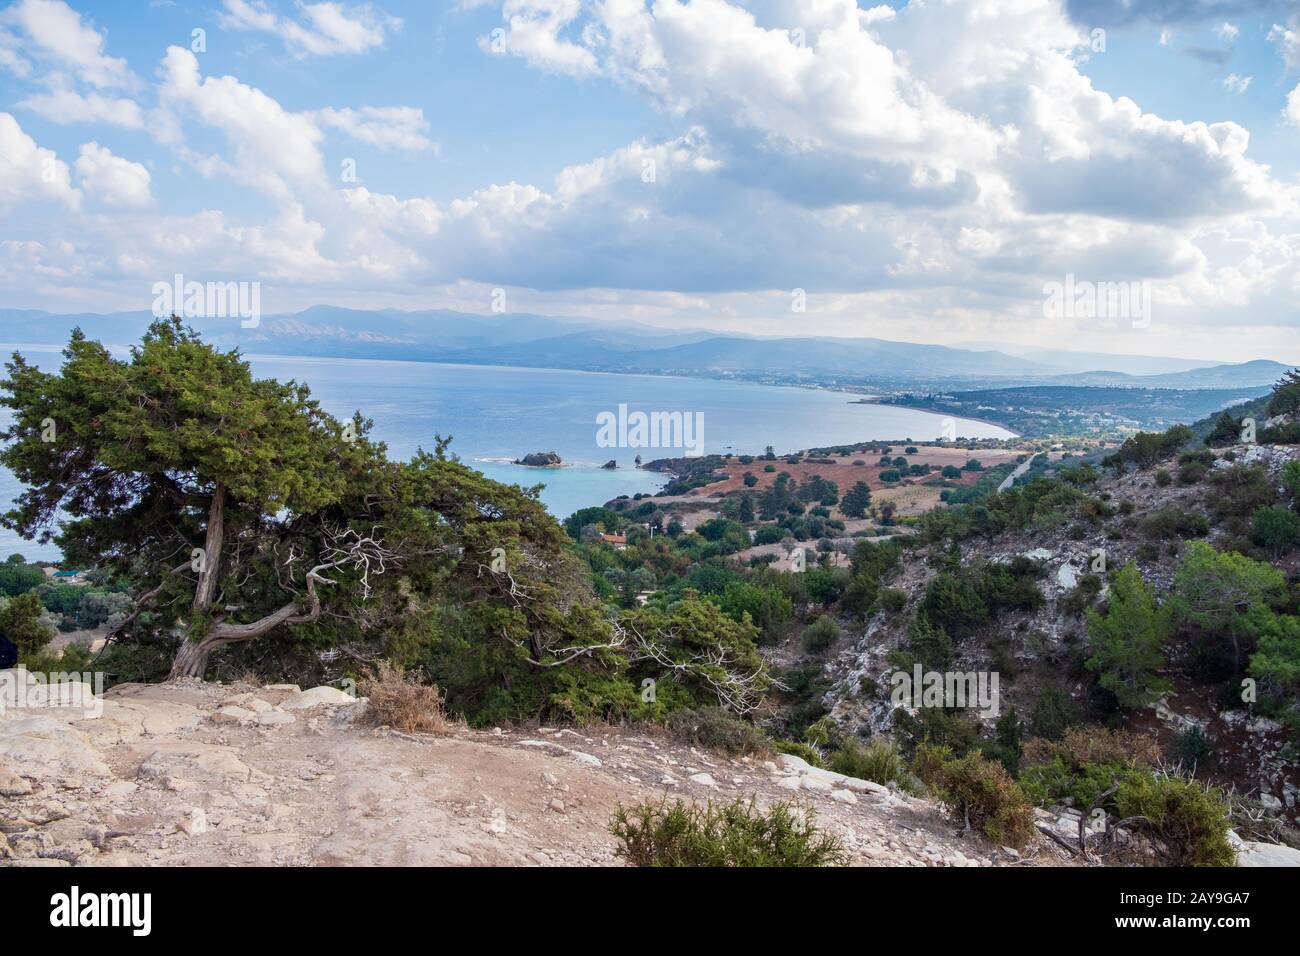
1, 0, 1298, 362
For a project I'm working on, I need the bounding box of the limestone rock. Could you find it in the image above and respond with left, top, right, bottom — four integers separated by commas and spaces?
281, 686, 358, 710
0, 715, 111, 778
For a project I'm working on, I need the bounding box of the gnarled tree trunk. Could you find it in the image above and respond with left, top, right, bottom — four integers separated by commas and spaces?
192, 483, 226, 612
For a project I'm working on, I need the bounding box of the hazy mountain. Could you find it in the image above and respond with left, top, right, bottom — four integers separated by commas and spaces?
0, 307, 1286, 389
1053, 360, 1289, 389
955, 341, 1220, 376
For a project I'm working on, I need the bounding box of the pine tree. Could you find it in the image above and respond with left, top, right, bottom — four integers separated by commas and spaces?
1085, 562, 1170, 709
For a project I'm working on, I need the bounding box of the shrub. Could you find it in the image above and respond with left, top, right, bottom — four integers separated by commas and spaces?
1141, 507, 1209, 541
830, 738, 911, 789
1252, 505, 1299, 558
1023, 726, 1161, 771
912, 745, 1036, 848
1175, 726, 1212, 767
360, 662, 454, 734
666, 707, 769, 757
921, 571, 988, 639
1115, 772, 1235, 867
609, 797, 847, 867
1154, 468, 1172, 487
801, 615, 841, 653
1028, 687, 1081, 740
877, 587, 908, 613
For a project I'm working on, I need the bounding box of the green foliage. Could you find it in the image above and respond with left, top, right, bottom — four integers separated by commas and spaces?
0, 558, 46, 597
620, 595, 770, 714
564, 506, 625, 540
1252, 505, 1299, 558
1268, 368, 1300, 416
801, 615, 840, 653
1140, 507, 1209, 541
1250, 613, 1300, 697
711, 580, 793, 641
1169, 541, 1286, 676
840, 481, 873, 518
1102, 425, 1192, 472
665, 707, 769, 757
1029, 686, 1080, 740
921, 571, 988, 639
1115, 773, 1235, 867
1085, 562, 1170, 709
830, 738, 913, 790
907, 613, 953, 670
912, 744, 1036, 849
1205, 464, 1276, 522
608, 797, 847, 867
0, 591, 54, 657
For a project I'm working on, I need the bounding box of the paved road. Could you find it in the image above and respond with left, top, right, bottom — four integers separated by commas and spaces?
997, 453, 1041, 493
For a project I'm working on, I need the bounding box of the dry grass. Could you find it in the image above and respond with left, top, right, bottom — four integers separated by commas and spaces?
359, 661, 455, 735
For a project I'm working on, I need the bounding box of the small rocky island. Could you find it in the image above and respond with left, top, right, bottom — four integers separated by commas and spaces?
601, 459, 617, 470
514, 451, 563, 467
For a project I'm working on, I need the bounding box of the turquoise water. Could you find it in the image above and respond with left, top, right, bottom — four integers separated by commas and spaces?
0, 351, 1011, 560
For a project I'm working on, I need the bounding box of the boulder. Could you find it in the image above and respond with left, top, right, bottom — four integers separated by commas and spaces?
281, 686, 358, 710
0, 715, 111, 779
1236, 840, 1300, 867
514, 451, 563, 467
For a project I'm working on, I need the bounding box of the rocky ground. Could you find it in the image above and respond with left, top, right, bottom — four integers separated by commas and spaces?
0, 676, 1081, 868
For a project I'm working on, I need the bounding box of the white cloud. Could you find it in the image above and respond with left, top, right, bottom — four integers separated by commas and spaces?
479, 0, 598, 76
1214, 22, 1238, 41
1287, 83, 1300, 126
18, 85, 145, 127
308, 106, 437, 152
1223, 73, 1252, 94
0, 0, 133, 87
219, 0, 402, 57
75, 142, 151, 208
157, 46, 326, 199
0, 111, 79, 213
1270, 16, 1299, 68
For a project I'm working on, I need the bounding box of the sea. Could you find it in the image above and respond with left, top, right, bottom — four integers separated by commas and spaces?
0, 349, 1012, 561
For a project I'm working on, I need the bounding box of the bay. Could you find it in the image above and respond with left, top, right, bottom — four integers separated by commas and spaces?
0, 350, 1012, 561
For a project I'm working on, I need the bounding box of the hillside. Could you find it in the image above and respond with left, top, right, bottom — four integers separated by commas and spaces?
0, 678, 1066, 868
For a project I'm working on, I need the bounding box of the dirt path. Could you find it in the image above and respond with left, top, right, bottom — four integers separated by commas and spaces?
1, 679, 1072, 867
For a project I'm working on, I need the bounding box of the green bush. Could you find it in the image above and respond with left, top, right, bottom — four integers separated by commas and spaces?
1115, 772, 1235, 867
609, 797, 847, 867
830, 738, 912, 789
665, 707, 770, 757
912, 744, 1036, 849
801, 615, 841, 653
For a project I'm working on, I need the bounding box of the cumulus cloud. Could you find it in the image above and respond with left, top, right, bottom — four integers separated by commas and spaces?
157, 46, 326, 199
0, 0, 133, 87
1, 0, 1297, 361
219, 0, 402, 57
0, 111, 79, 213
75, 142, 151, 208
1223, 73, 1252, 93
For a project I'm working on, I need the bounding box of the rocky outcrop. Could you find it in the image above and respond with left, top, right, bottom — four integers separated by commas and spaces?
514, 451, 563, 467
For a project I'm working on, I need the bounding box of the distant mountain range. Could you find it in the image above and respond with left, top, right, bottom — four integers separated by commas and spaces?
0, 306, 1289, 391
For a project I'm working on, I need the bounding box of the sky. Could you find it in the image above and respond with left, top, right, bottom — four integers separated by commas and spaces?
0, 0, 1298, 363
